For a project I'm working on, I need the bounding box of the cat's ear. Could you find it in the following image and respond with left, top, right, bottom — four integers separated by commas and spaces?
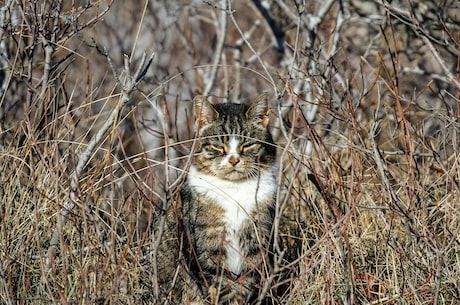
246, 93, 270, 128
193, 95, 218, 130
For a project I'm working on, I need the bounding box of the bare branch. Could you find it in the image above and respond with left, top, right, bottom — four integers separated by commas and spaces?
227, 0, 278, 95
46, 51, 155, 271
203, 0, 228, 97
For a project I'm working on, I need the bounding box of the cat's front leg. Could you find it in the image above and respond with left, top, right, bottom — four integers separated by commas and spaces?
208, 272, 256, 305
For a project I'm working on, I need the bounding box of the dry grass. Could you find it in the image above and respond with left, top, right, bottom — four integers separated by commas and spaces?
1, 0, 459, 304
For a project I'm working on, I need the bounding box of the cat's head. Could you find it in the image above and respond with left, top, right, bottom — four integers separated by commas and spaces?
192, 93, 276, 181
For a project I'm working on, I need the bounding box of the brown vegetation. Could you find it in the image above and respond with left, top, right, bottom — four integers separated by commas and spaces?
1, 0, 459, 304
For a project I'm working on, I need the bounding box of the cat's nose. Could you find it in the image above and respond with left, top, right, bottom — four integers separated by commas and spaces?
228, 155, 240, 166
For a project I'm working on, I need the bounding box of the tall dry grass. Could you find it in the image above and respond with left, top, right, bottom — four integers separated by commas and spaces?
1, 0, 459, 304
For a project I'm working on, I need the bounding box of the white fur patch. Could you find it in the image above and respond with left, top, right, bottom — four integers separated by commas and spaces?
227, 137, 240, 154
188, 165, 277, 275
219, 137, 240, 166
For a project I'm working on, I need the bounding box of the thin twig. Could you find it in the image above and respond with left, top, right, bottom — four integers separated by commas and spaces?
379, 1, 460, 90
421, 35, 460, 90
203, 0, 227, 97
227, 0, 277, 96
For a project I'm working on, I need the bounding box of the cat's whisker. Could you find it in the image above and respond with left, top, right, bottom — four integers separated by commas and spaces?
246, 168, 260, 180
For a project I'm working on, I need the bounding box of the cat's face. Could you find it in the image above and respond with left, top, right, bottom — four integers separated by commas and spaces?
192, 94, 276, 181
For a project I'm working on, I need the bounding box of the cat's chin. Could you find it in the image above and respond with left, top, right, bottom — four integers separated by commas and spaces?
220, 172, 247, 181
216, 169, 252, 181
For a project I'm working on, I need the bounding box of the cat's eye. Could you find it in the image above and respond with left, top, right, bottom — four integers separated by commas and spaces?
209, 144, 226, 154
240, 143, 259, 153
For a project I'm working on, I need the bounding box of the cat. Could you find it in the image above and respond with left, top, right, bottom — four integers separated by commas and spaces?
156, 93, 279, 304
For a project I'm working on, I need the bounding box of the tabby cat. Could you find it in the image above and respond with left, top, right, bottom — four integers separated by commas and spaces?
156, 93, 279, 304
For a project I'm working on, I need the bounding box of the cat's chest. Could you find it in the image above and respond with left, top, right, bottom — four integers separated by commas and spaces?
188, 165, 276, 275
